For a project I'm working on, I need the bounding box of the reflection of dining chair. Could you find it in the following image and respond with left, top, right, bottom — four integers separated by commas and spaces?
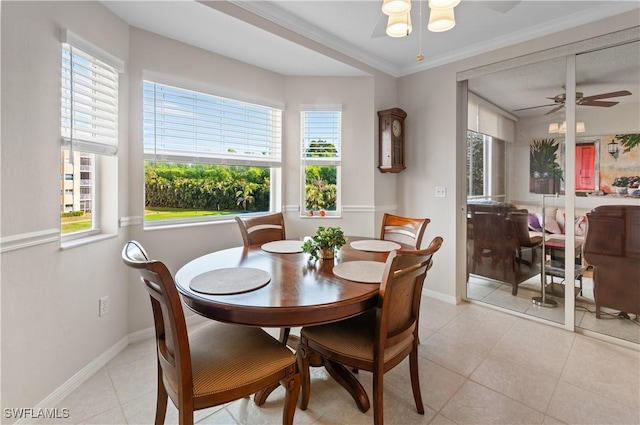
507, 210, 543, 266
235, 212, 286, 246
122, 241, 300, 425
469, 210, 520, 291
297, 236, 444, 425
379, 213, 430, 249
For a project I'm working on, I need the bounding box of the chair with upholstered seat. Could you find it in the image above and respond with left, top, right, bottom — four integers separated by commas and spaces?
296, 236, 443, 425
379, 213, 430, 249
235, 212, 286, 246
122, 241, 300, 425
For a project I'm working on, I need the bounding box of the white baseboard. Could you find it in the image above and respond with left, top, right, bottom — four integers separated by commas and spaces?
19, 315, 209, 424
423, 288, 460, 305
14, 336, 129, 425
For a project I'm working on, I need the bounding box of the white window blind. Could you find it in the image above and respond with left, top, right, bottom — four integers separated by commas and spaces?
143, 81, 282, 166
61, 43, 119, 155
301, 110, 341, 165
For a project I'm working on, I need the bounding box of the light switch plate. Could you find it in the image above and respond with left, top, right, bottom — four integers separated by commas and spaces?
435, 186, 446, 198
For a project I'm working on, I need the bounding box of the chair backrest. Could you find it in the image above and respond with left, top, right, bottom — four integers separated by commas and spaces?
235, 212, 286, 246
122, 241, 193, 400
377, 236, 443, 351
379, 213, 430, 249
507, 210, 535, 247
469, 210, 514, 251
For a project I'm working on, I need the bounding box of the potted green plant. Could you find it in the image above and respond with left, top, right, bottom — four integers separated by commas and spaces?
302, 226, 347, 261
627, 176, 639, 196
530, 138, 562, 194
612, 176, 629, 195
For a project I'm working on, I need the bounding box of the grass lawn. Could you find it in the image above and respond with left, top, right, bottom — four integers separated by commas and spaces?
62, 208, 242, 234
61, 213, 92, 234
144, 208, 235, 221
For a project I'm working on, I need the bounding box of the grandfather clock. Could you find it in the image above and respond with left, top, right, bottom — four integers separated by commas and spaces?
377, 108, 406, 173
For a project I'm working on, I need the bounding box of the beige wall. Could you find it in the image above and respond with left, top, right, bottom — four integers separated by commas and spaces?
1, 1, 130, 412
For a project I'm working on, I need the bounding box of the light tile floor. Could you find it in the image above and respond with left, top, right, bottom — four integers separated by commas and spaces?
468, 274, 640, 344
45, 297, 639, 425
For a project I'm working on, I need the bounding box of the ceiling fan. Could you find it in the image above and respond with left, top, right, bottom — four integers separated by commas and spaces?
514, 89, 632, 115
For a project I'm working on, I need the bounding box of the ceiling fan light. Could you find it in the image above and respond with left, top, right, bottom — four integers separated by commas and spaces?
428, 0, 460, 10
548, 123, 559, 133
386, 13, 413, 37
382, 0, 411, 16
576, 122, 586, 133
428, 7, 455, 32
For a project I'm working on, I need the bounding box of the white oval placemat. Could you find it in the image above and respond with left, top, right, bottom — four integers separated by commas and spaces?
333, 261, 385, 283
189, 268, 270, 295
350, 239, 401, 252
261, 240, 304, 253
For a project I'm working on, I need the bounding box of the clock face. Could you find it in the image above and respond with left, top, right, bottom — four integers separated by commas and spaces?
392, 119, 402, 137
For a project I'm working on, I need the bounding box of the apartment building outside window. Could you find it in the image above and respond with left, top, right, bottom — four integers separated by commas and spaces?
60, 31, 122, 238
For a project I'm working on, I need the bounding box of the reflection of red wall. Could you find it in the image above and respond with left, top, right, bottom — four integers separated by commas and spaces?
600, 134, 640, 194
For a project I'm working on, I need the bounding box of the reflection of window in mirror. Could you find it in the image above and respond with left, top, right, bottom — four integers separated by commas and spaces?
560, 138, 601, 192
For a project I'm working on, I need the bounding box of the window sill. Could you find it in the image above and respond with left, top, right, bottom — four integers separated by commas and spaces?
144, 217, 237, 231
60, 233, 117, 250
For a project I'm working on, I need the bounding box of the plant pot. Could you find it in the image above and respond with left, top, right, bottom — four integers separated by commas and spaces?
615, 187, 628, 195
318, 248, 334, 260
628, 187, 640, 197
531, 177, 560, 194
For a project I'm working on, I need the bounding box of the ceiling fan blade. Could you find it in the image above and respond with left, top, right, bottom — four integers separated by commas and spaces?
544, 104, 565, 115
483, 1, 521, 13
371, 14, 387, 38
581, 90, 631, 102
580, 100, 619, 107
513, 103, 557, 112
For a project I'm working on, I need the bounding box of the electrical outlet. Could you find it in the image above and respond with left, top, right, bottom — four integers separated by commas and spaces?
435, 186, 446, 198
99, 296, 110, 317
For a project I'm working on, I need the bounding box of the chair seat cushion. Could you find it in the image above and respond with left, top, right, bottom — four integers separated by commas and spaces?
187, 323, 295, 398
300, 310, 412, 364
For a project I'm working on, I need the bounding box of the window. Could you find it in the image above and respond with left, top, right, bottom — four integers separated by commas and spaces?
466, 130, 505, 201
60, 31, 121, 238
301, 109, 341, 216
143, 81, 282, 225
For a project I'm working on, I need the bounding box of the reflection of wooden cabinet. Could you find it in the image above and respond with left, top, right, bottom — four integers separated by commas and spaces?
377, 108, 406, 173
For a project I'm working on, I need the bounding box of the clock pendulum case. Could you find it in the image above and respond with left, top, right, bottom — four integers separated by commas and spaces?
377, 108, 407, 173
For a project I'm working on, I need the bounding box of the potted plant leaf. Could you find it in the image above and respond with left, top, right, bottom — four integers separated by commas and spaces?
302, 226, 347, 261
530, 138, 562, 194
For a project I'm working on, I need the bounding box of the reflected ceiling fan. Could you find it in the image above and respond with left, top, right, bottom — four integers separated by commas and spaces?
514, 89, 632, 115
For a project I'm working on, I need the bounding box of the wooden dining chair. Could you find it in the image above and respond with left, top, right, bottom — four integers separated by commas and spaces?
235, 212, 286, 246
297, 236, 444, 425
379, 213, 430, 249
235, 211, 293, 344
122, 241, 300, 425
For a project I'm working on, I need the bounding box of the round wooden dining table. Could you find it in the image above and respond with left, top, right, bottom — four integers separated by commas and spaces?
174, 236, 405, 412
174, 236, 397, 328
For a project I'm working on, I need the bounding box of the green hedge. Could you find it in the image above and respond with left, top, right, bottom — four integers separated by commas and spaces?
145, 163, 270, 211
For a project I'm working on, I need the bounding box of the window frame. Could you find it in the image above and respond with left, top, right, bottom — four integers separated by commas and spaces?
60, 32, 122, 244
300, 108, 342, 218
142, 80, 283, 227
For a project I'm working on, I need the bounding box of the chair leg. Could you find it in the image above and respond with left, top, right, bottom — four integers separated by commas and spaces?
372, 369, 384, 425
155, 361, 168, 425
281, 364, 301, 425
296, 339, 311, 410
409, 346, 425, 414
